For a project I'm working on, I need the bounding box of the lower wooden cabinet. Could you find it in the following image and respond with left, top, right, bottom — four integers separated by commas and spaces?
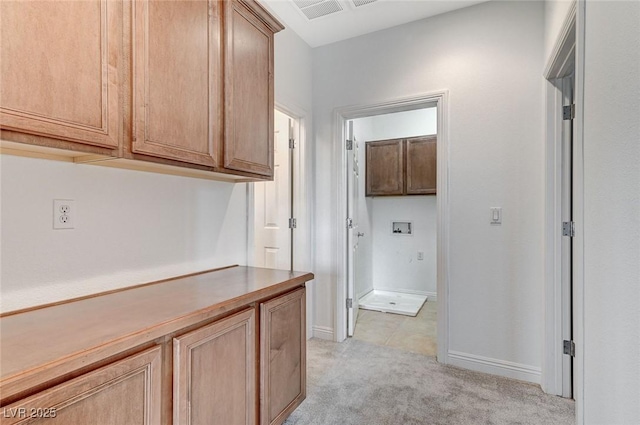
0, 280, 307, 425
1, 347, 161, 425
260, 288, 306, 425
173, 309, 256, 425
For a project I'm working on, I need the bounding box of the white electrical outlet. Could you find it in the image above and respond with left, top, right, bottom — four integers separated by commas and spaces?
53, 199, 75, 229
418, 251, 424, 261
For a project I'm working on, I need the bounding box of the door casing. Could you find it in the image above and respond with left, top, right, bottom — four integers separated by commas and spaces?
333, 91, 450, 364
542, 3, 586, 422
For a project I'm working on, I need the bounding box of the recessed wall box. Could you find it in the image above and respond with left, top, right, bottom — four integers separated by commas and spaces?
392, 221, 412, 235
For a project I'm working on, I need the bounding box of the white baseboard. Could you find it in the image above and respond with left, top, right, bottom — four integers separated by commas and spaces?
372, 287, 437, 301
357, 288, 373, 300
312, 325, 334, 341
448, 350, 541, 384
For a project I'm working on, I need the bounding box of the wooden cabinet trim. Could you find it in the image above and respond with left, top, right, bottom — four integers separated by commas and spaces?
260, 288, 306, 425
1, 347, 162, 425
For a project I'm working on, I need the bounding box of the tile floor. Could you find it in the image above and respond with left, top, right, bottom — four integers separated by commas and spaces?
353, 299, 437, 356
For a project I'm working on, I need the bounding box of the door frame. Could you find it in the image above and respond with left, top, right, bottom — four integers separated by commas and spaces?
333, 91, 451, 364
247, 102, 314, 336
542, 0, 585, 420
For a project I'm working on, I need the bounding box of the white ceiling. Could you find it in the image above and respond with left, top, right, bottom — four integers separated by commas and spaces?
262, 0, 489, 47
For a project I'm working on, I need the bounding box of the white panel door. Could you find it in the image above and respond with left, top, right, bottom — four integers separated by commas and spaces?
254, 110, 292, 270
347, 121, 361, 336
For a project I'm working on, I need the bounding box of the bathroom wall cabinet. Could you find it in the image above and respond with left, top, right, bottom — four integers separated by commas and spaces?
0, 266, 312, 425
0, 0, 283, 182
365, 135, 437, 196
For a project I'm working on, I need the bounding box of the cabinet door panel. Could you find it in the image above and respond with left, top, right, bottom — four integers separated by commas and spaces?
1, 347, 161, 425
133, 0, 221, 166
0, 0, 120, 148
260, 288, 306, 425
173, 309, 256, 425
365, 139, 404, 196
406, 136, 437, 195
224, 1, 274, 177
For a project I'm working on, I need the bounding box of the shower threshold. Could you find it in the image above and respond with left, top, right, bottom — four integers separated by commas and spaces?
359, 290, 428, 317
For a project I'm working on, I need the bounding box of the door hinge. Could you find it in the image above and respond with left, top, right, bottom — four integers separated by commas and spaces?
346, 298, 353, 309
563, 104, 575, 120
346, 218, 353, 229
288, 218, 297, 229
346, 139, 353, 150
289, 138, 295, 149
562, 221, 575, 237
563, 340, 575, 357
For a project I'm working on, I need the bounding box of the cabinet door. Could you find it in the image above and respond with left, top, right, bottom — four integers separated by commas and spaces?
1, 347, 161, 425
406, 136, 437, 195
365, 139, 404, 196
260, 288, 306, 425
173, 309, 256, 425
132, 0, 222, 167
223, 0, 275, 177
0, 0, 120, 149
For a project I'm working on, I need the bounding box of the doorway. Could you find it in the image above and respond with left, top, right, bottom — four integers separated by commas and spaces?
252, 109, 297, 270
345, 109, 439, 356
543, 1, 578, 400
334, 91, 450, 363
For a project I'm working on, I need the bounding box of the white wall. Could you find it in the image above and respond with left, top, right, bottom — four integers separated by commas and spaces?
582, 1, 640, 423
544, 0, 574, 63
313, 0, 545, 381
275, 28, 313, 115
273, 27, 316, 337
372, 196, 437, 295
0, 155, 247, 312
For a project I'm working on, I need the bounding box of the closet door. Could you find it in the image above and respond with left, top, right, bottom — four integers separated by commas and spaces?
132, 0, 222, 167
0, 0, 121, 149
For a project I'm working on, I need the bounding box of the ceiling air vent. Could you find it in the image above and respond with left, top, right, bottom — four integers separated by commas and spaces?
293, 0, 344, 20
351, 0, 377, 7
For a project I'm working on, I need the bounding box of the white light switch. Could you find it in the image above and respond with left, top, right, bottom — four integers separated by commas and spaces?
490, 207, 502, 225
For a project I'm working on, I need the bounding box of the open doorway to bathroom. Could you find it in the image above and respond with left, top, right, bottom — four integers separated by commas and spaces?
346, 107, 438, 357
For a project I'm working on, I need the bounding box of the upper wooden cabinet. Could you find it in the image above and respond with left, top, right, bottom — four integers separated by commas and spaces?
0, 0, 121, 152
131, 0, 223, 167
365, 139, 404, 196
223, 0, 280, 177
406, 136, 437, 195
365, 135, 437, 196
0, 0, 283, 181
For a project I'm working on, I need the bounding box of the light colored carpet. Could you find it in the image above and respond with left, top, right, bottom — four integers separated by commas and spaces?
284, 338, 574, 425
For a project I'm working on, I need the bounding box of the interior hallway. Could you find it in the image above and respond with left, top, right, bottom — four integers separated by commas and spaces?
353, 300, 437, 357
284, 338, 574, 425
